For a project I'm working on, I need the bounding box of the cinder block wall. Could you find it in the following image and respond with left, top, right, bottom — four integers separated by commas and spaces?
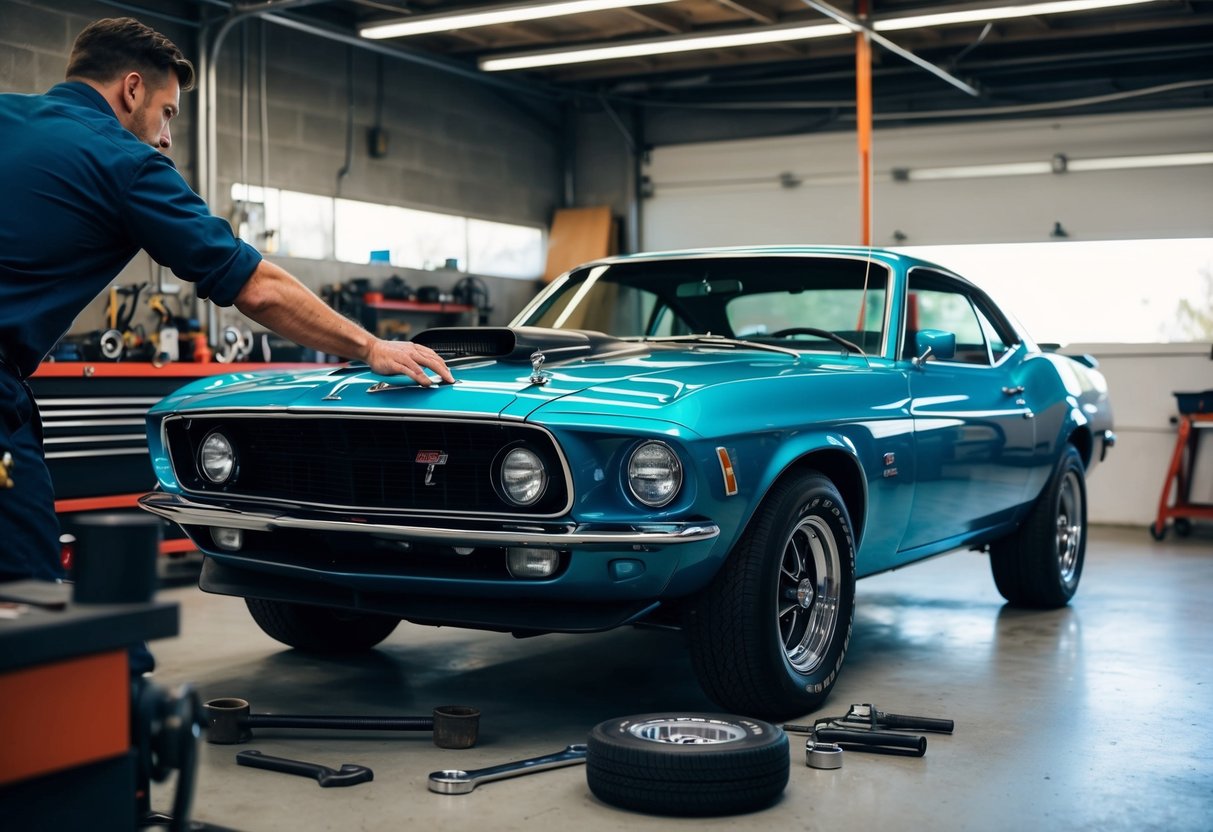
0, 0, 559, 339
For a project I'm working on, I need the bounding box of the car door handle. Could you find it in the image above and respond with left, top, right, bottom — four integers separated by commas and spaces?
1002, 385, 1025, 395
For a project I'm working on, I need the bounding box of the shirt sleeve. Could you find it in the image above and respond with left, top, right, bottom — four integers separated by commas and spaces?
120, 153, 262, 307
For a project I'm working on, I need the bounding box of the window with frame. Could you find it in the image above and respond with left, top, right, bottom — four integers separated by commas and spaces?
907, 275, 991, 365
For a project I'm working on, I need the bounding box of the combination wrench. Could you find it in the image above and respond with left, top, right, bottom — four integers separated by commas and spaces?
427, 744, 588, 794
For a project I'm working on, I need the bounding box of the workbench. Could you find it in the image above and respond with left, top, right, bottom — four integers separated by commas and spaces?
1151, 396, 1213, 540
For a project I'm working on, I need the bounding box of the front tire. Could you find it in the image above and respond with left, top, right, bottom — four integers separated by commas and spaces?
685, 472, 856, 721
990, 444, 1087, 608
245, 598, 399, 653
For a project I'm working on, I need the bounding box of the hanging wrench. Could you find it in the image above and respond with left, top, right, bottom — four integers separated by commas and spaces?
427, 744, 587, 795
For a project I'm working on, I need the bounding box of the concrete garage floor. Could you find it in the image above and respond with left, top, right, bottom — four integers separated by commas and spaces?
148, 525, 1212, 831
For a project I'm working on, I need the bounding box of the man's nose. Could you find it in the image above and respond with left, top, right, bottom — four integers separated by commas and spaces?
160, 125, 172, 150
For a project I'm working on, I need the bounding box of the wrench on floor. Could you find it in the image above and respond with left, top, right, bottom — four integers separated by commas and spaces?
236, 749, 373, 787
427, 744, 588, 794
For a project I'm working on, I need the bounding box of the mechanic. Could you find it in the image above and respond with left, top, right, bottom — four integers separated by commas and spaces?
0, 18, 454, 634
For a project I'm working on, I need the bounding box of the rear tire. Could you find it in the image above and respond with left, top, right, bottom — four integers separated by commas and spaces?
245, 598, 399, 653
990, 444, 1087, 608
685, 471, 856, 721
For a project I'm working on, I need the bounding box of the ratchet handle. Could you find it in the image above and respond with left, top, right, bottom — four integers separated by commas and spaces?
879, 713, 954, 734
813, 728, 927, 757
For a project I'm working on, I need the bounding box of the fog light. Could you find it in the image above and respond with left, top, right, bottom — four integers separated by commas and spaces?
212, 527, 243, 551
609, 559, 645, 581
506, 547, 559, 578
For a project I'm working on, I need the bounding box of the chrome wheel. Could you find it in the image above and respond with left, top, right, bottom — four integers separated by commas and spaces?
627, 716, 748, 745
778, 516, 841, 673
1056, 469, 1083, 586
685, 471, 855, 719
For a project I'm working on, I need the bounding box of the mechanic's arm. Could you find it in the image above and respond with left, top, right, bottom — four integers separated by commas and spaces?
233, 260, 454, 385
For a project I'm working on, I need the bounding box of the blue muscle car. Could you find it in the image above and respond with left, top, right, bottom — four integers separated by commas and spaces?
140, 246, 1114, 719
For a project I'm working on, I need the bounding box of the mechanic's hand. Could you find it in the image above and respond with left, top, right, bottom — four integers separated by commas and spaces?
364, 339, 455, 386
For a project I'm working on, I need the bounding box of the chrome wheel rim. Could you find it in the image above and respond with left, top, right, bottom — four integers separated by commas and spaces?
778, 516, 841, 673
628, 717, 747, 744
1056, 470, 1083, 585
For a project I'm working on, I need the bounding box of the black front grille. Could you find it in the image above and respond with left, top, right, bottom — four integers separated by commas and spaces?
166, 415, 568, 515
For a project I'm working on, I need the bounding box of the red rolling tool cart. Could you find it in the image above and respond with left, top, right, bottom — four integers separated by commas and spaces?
1150, 390, 1213, 540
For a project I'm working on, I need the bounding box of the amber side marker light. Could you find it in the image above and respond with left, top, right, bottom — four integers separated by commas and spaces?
716, 447, 738, 496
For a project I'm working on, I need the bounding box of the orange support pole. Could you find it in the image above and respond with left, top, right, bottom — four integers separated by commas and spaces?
855, 1, 873, 247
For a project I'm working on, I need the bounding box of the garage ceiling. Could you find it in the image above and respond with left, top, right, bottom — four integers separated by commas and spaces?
198, 0, 1212, 127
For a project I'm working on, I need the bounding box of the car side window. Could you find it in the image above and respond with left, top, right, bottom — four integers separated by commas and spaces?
907, 280, 991, 366
973, 302, 1016, 363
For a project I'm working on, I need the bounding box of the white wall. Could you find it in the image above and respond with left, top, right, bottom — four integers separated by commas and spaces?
643, 108, 1213, 249
641, 108, 1213, 528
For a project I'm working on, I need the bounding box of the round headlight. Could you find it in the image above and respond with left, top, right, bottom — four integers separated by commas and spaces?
199, 431, 236, 484
627, 441, 682, 507
500, 447, 547, 506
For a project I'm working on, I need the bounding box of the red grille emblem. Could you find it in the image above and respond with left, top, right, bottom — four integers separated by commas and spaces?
416, 451, 448, 486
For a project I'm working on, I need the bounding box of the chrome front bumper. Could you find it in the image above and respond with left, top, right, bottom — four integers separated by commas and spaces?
138, 492, 720, 548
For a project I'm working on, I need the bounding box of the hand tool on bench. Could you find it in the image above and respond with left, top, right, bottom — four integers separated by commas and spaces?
236, 750, 373, 788
427, 744, 588, 794
204, 697, 479, 748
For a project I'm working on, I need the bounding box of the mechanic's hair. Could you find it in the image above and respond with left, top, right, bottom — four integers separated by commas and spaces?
66, 17, 195, 91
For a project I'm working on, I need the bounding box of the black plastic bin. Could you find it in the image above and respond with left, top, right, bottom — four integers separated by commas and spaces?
1174, 391, 1213, 415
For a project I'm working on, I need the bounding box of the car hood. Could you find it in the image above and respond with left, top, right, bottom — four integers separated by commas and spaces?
151, 327, 865, 422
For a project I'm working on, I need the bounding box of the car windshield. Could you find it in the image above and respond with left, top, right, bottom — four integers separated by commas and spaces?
517, 256, 889, 355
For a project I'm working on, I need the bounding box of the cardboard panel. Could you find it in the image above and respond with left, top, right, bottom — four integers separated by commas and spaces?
544, 206, 617, 282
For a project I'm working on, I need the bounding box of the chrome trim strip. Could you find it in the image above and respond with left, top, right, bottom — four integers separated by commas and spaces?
44, 434, 147, 445
138, 492, 719, 547
39, 408, 152, 417
46, 447, 149, 460
40, 398, 164, 406
160, 410, 577, 519
41, 418, 146, 428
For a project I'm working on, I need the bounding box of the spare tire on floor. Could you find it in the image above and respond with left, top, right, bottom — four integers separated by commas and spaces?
586, 713, 789, 816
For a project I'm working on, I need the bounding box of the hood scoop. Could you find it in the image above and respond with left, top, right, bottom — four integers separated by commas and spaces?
413, 326, 640, 364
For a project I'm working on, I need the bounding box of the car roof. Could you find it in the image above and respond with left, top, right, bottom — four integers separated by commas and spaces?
580, 245, 946, 273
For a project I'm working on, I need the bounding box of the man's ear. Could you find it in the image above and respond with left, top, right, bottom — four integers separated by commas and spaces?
119, 72, 144, 114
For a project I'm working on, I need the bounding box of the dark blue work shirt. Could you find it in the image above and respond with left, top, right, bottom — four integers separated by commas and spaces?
0, 81, 262, 377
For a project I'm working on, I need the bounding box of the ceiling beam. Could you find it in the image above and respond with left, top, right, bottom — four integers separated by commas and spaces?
620, 6, 690, 34
799, 0, 981, 96
712, 0, 780, 25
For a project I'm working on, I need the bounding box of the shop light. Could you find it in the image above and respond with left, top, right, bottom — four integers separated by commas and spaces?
480, 0, 1160, 71
1064, 152, 1213, 172
360, 0, 678, 40
893, 152, 1213, 181
873, 0, 1157, 32
482, 22, 849, 71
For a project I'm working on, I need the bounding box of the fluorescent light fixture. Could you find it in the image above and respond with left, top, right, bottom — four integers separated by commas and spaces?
1066, 152, 1213, 171
480, 0, 1163, 71
905, 161, 1054, 180
896, 151, 1213, 181
481, 22, 850, 71
875, 0, 1158, 32
361, 0, 677, 40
